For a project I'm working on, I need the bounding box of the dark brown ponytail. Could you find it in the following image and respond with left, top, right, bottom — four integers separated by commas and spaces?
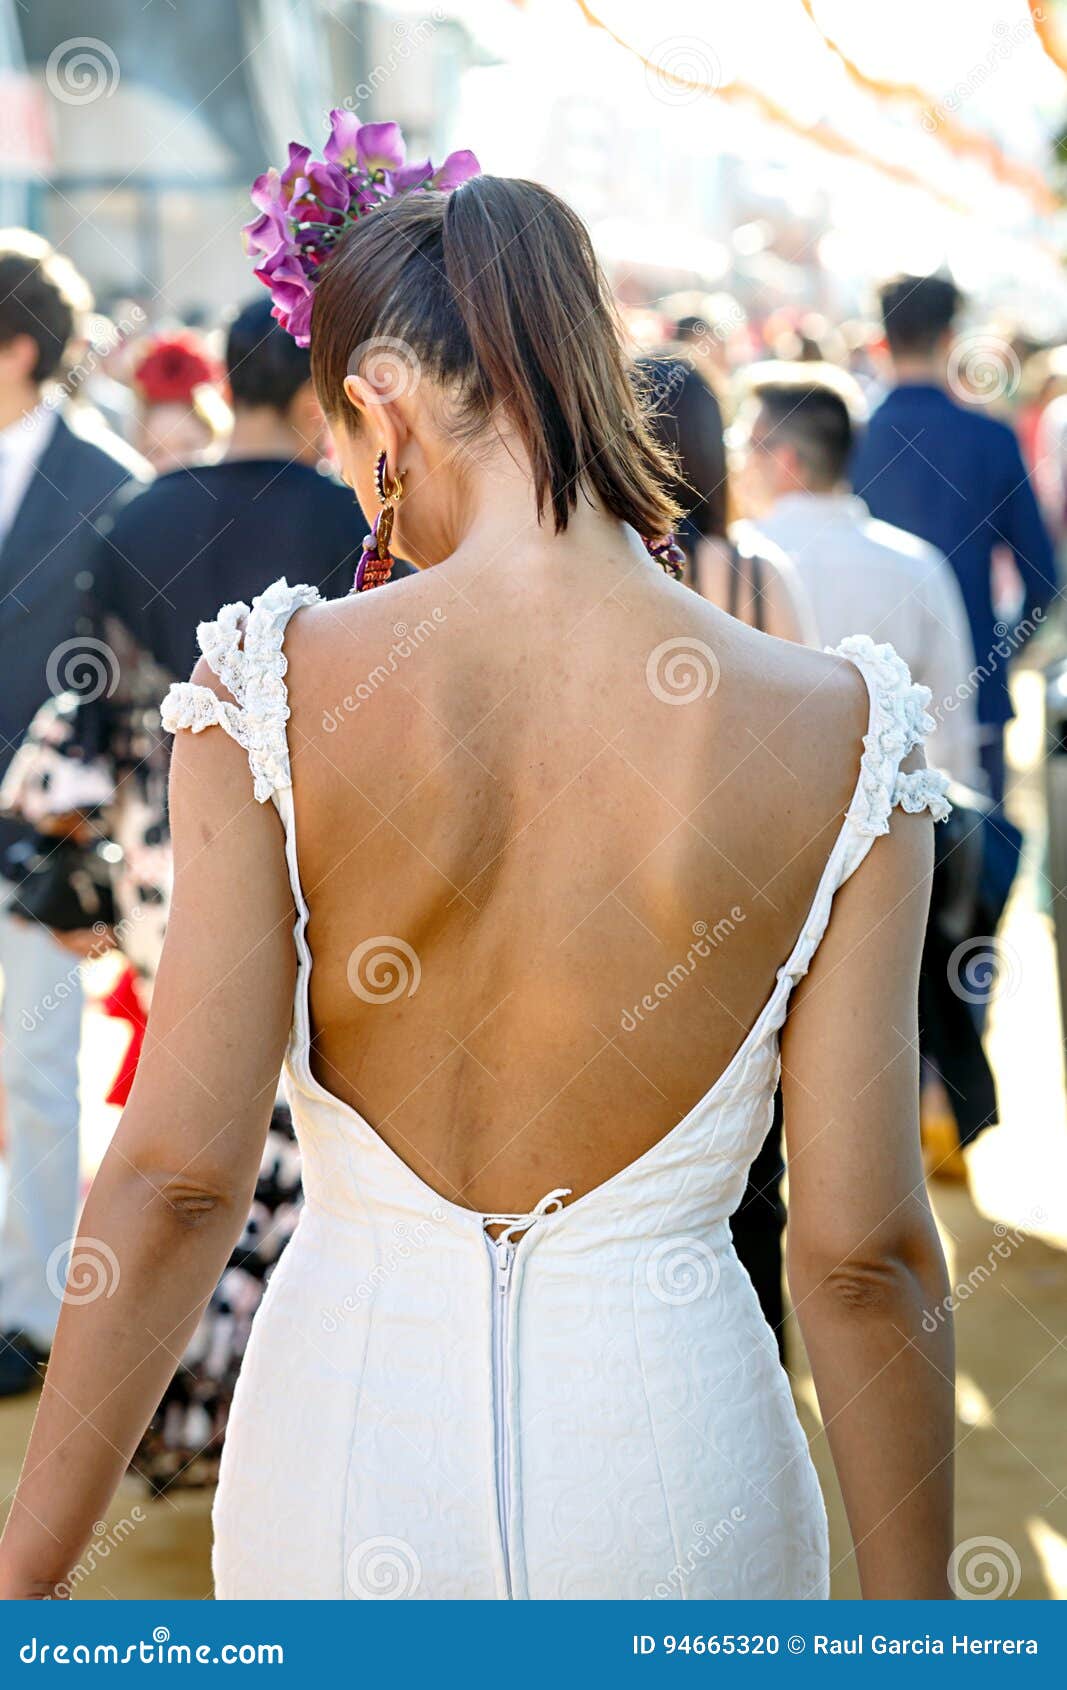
310, 175, 680, 537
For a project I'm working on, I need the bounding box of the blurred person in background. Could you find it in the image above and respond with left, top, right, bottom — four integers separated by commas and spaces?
131, 331, 231, 472
744, 365, 1008, 1184
739, 362, 980, 786
640, 355, 816, 644
0, 231, 148, 1398
852, 274, 1057, 805
1031, 348, 1067, 543
659, 289, 746, 398
92, 297, 412, 684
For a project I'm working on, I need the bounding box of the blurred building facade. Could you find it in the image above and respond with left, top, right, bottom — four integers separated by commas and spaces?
0, 0, 490, 318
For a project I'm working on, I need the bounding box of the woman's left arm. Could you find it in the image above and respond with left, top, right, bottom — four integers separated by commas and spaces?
0, 682, 296, 1598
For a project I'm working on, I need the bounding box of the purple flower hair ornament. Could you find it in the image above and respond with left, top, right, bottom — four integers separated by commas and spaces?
243, 111, 481, 346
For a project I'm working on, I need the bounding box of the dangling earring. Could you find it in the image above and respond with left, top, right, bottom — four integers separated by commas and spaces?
353, 451, 404, 593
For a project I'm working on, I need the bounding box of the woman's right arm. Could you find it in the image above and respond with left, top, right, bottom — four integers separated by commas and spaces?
781, 798, 955, 1599
0, 684, 296, 1599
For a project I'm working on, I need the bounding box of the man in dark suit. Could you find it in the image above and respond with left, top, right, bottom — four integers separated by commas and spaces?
0, 232, 147, 1396
851, 274, 1057, 804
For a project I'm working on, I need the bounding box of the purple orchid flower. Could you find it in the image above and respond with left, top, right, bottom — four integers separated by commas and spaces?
390, 158, 434, 192
288, 159, 353, 227
355, 121, 406, 174
280, 142, 312, 195
254, 252, 315, 347
324, 111, 406, 178
430, 149, 481, 191
247, 114, 482, 345
242, 201, 289, 263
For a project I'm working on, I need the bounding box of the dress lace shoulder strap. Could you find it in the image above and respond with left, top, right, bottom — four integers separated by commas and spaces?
775, 635, 951, 993
833, 633, 952, 838
161, 577, 321, 803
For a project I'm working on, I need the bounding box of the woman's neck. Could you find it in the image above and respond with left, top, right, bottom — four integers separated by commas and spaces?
418, 428, 644, 582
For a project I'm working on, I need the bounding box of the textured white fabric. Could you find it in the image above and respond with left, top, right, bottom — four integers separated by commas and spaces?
163, 587, 950, 1602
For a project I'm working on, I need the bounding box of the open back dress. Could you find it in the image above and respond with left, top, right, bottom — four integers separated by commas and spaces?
162, 577, 950, 1601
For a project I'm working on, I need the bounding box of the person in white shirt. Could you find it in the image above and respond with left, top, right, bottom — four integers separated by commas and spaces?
0, 232, 146, 1398
736, 362, 980, 786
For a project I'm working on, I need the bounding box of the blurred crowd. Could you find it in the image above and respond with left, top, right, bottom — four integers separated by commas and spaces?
0, 227, 1061, 1477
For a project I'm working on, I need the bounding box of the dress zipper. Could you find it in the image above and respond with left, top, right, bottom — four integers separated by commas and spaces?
489, 1232, 515, 1598
482, 1190, 570, 1600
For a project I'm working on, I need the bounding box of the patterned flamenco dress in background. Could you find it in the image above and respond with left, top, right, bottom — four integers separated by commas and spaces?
0, 626, 308, 1498
133, 1102, 303, 1494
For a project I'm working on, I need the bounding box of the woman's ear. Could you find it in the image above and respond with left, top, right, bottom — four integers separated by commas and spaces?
342, 373, 406, 470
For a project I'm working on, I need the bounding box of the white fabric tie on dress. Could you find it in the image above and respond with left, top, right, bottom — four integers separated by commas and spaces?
482, 1188, 572, 1247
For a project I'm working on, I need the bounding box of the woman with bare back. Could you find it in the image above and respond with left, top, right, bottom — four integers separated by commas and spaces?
0, 120, 954, 1601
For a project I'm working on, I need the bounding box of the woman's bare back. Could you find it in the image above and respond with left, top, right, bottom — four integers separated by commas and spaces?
282, 535, 868, 1214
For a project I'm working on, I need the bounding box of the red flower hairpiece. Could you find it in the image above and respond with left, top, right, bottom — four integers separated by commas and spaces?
243, 111, 481, 347
134, 333, 222, 406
